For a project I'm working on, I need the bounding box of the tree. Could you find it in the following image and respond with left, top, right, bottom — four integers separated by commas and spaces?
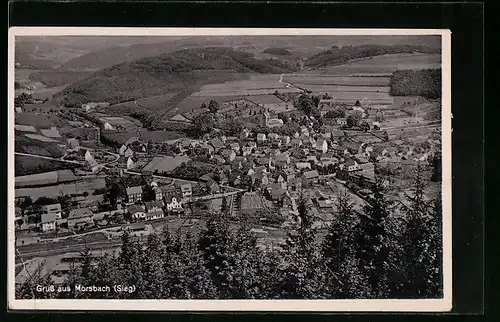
164, 231, 217, 299
221, 197, 229, 214
382, 131, 389, 142
311, 95, 321, 107
346, 115, 357, 128
355, 100, 361, 107
324, 109, 345, 119
357, 177, 394, 298
352, 110, 364, 121
193, 113, 216, 137
277, 112, 289, 124
142, 184, 156, 202
141, 233, 165, 298
278, 193, 328, 298
297, 94, 314, 116
107, 181, 122, 206
322, 191, 364, 298
17, 196, 33, 209
198, 213, 235, 298
118, 231, 144, 298
396, 165, 442, 298
208, 100, 220, 113
431, 153, 442, 182
360, 121, 370, 132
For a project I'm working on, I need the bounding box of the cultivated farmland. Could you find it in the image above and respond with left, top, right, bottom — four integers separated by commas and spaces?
282, 75, 391, 86
192, 74, 301, 97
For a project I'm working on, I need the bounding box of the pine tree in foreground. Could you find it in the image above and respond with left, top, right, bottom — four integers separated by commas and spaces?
358, 177, 393, 298
322, 190, 367, 298
279, 193, 328, 299
399, 165, 443, 298
141, 233, 165, 299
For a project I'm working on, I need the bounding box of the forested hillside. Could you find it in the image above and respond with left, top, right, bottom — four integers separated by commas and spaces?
56, 47, 300, 107
389, 69, 441, 99
305, 44, 440, 68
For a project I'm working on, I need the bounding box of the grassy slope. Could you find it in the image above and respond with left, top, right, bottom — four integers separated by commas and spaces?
29, 70, 92, 88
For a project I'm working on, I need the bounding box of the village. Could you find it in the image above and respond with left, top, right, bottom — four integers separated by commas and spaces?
14, 89, 441, 252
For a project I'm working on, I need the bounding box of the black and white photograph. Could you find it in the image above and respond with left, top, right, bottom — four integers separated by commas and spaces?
8, 28, 451, 311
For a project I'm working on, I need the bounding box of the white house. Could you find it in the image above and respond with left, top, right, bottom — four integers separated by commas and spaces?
240, 128, 250, 139
85, 150, 98, 167
345, 160, 360, 172
40, 214, 57, 232
180, 183, 193, 199
165, 195, 183, 212
257, 133, 267, 143
103, 122, 115, 131
126, 157, 135, 170
316, 138, 328, 154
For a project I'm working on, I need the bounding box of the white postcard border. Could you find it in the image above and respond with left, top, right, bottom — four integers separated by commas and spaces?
7, 27, 452, 312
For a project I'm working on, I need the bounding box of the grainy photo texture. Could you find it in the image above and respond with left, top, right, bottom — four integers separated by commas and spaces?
9, 28, 451, 311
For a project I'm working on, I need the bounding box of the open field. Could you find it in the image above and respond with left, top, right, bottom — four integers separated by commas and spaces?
141, 156, 192, 173
28, 70, 92, 88
15, 155, 78, 177
15, 85, 68, 100
313, 53, 441, 75
294, 85, 390, 93
192, 74, 301, 97
134, 92, 181, 110
282, 74, 391, 86
15, 177, 106, 200
15, 135, 66, 157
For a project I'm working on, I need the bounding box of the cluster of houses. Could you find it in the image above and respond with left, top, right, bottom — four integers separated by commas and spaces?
123, 180, 193, 221
14, 177, 199, 239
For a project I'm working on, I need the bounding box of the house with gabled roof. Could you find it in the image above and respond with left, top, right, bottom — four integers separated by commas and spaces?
302, 170, 320, 182
210, 137, 224, 151
316, 137, 328, 154
126, 186, 143, 203
40, 213, 57, 232
67, 208, 94, 230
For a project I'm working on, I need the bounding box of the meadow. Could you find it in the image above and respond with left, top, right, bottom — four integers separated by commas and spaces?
282, 74, 391, 86
192, 74, 302, 97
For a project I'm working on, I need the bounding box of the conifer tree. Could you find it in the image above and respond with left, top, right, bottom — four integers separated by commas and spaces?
91, 253, 119, 299
198, 212, 235, 298
322, 190, 360, 298
164, 231, 216, 299
226, 220, 263, 298
399, 165, 443, 298
357, 176, 393, 298
16, 261, 55, 299
118, 231, 144, 298
279, 193, 328, 299
141, 233, 165, 298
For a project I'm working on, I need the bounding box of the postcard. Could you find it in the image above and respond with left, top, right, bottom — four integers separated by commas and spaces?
8, 27, 451, 312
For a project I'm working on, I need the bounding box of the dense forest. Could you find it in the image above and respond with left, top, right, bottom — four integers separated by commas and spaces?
389, 69, 441, 99
17, 168, 443, 300
305, 44, 440, 68
56, 47, 300, 108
